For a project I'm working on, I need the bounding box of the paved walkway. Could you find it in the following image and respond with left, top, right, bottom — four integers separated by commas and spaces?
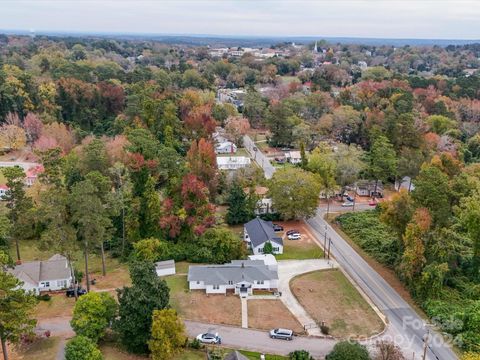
241, 297, 248, 328
277, 259, 337, 336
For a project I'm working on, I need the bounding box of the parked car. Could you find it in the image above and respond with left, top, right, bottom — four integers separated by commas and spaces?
269, 328, 293, 340
66, 287, 87, 297
275, 157, 286, 164
341, 202, 354, 207
286, 229, 300, 236
287, 233, 301, 240
196, 332, 221, 344
273, 224, 284, 232
369, 199, 378, 207
346, 195, 354, 202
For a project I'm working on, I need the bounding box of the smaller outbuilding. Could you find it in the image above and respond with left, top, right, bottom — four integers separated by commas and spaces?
155, 260, 176, 277
285, 151, 302, 165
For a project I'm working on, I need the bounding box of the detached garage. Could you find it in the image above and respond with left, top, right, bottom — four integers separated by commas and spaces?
155, 260, 176, 277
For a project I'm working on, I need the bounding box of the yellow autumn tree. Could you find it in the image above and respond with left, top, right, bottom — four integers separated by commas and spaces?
0, 124, 26, 150
148, 309, 186, 360
462, 352, 480, 360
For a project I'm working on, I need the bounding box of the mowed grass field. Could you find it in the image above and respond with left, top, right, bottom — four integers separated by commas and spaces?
290, 269, 384, 338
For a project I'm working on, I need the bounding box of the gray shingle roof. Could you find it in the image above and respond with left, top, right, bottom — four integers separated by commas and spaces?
188, 260, 278, 286
9, 254, 70, 285
244, 217, 283, 248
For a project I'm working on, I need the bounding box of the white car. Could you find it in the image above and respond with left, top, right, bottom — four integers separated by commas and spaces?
341, 202, 354, 207
196, 332, 222, 344
287, 233, 301, 240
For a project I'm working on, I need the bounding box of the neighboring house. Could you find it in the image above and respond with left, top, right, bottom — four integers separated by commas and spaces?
356, 180, 384, 197
25, 165, 44, 186
255, 198, 274, 215
395, 176, 415, 192
216, 141, 237, 154
244, 217, 283, 255
285, 151, 302, 165
217, 156, 251, 170
188, 258, 278, 296
0, 184, 8, 200
9, 254, 72, 295
155, 260, 176, 277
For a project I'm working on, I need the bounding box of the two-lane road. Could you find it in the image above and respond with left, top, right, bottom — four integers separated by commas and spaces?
306, 208, 457, 360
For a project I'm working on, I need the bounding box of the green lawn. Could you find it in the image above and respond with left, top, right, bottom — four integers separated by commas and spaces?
276, 238, 324, 260
239, 350, 288, 360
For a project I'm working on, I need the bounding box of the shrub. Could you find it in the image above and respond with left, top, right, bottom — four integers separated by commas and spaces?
326, 341, 370, 360
65, 336, 103, 360
337, 210, 399, 266
320, 323, 330, 335
289, 350, 313, 360
37, 293, 51, 301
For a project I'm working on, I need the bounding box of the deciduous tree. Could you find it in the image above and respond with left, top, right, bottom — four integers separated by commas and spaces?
269, 168, 321, 220
70, 292, 117, 342
148, 309, 186, 360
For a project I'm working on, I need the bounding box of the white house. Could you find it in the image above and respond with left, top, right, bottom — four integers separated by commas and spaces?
8, 254, 73, 295
255, 198, 274, 215
215, 141, 237, 154
217, 156, 251, 170
356, 180, 384, 197
244, 217, 283, 255
188, 258, 278, 296
155, 260, 176, 277
0, 184, 8, 200
285, 151, 302, 165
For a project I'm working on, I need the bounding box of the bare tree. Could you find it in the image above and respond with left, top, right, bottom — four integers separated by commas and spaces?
374, 340, 406, 360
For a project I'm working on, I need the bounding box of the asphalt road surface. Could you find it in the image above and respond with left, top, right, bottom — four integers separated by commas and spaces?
243, 135, 276, 179
185, 320, 336, 358
306, 207, 457, 360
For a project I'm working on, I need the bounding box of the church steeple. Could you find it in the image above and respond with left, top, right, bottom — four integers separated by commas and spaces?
313, 41, 318, 53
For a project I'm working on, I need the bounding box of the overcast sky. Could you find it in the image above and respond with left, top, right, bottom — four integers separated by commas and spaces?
1, 0, 479, 40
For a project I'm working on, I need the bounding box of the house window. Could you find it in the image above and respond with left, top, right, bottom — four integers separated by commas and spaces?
196, 281, 200, 284
40, 281, 50, 288
256, 280, 264, 285
228, 281, 233, 285
213, 285, 220, 290
57, 280, 67, 288
273, 247, 279, 252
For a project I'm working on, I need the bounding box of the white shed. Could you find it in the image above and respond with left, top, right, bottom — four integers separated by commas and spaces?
155, 260, 176, 277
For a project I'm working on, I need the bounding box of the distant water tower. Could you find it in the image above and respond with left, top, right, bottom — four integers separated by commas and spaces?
29, 29, 36, 38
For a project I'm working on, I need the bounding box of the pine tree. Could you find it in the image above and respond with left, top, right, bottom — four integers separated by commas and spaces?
226, 182, 253, 225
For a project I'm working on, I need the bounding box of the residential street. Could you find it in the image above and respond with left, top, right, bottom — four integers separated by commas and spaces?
185, 320, 336, 358
243, 135, 276, 179
306, 206, 458, 360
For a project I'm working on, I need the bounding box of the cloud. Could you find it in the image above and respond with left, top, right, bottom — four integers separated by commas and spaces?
0, 0, 478, 39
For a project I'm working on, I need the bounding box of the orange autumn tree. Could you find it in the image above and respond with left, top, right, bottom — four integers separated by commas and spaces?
186, 138, 217, 197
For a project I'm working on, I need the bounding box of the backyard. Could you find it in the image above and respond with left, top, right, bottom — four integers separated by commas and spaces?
290, 269, 384, 338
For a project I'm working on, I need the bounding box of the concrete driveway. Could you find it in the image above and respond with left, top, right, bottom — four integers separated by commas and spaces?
277, 259, 337, 336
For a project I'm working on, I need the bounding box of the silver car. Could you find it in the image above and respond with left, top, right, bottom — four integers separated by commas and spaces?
196, 332, 222, 344
269, 328, 293, 340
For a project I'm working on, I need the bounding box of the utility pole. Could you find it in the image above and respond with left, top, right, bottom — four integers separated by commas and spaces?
352, 185, 357, 212
324, 225, 327, 259
327, 237, 331, 259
